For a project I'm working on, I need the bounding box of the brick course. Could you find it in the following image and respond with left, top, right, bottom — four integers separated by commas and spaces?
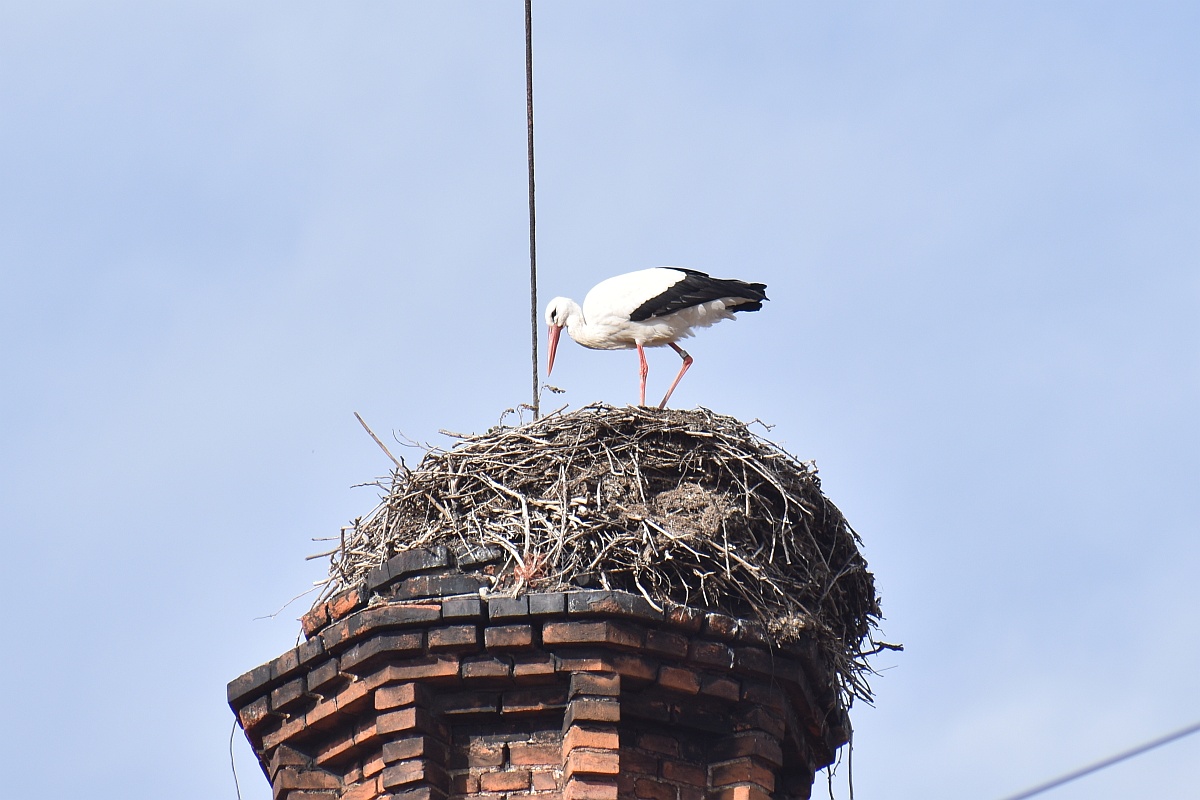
230, 584, 845, 800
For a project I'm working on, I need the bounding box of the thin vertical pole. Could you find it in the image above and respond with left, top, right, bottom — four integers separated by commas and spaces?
525, 0, 540, 420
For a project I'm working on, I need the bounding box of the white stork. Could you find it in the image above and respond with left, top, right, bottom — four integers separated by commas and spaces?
544, 267, 769, 408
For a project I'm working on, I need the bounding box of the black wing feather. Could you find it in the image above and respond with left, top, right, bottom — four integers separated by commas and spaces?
628, 269, 769, 322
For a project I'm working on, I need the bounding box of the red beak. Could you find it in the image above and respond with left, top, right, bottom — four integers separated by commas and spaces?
547, 324, 562, 375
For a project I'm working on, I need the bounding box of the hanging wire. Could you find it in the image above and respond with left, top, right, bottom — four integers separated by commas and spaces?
525, 0, 540, 420
995, 718, 1200, 800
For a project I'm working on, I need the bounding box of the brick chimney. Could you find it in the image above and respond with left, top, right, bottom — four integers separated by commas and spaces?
228, 551, 850, 800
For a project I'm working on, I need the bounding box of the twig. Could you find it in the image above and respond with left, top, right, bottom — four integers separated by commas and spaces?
354, 411, 402, 469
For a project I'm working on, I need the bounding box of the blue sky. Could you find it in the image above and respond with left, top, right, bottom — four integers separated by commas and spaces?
2, 3, 1197, 798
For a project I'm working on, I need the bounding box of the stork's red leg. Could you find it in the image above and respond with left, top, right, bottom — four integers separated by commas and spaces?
658, 343, 693, 409
636, 344, 649, 406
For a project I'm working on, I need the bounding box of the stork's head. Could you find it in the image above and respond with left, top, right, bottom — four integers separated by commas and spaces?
544, 297, 575, 376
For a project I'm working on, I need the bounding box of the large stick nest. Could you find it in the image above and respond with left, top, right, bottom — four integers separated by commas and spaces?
318, 404, 884, 703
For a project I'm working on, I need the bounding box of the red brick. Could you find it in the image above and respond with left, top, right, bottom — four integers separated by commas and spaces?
329, 587, 364, 621
274, 766, 342, 791
285, 792, 339, 800
382, 736, 450, 765
568, 672, 620, 698
712, 787, 771, 800
676, 787, 704, 800
467, 741, 507, 767
380, 760, 425, 789
450, 772, 479, 794
555, 653, 616, 673
542, 621, 643, 649
268, 745, 312, 781
619, 750, 658, 776
508, 741, 562, 766
302, 603, 330, 638
485, 623, 534, 650
512, 654, 557, 677
740, 682, 786, 712
237, 696, 274, 733
563, 726, 619, 753
563, 698, 619, 726
461, 655, 511, 679
341, 777, 381, 800
657, 666, 701, 695
262, 713, 309, 750
699, 675, 741, 702
377, 656, 461, 684
660, 761, 706, 787
565, 750, 620, 779
636, 733, 679, 757
612, 653, 658, 683
363, 755, 385, 777
377, 707, 447, 739
532, 771, 560, 791
387, 788, 447, 800
514, 793, 561, 800
635, 777, 676, 800
428, 624, 479, 652
712, 732, 782, 768
503, 685, 568, 715
479, 769, 531, 792
644, 629, 689, 659
563, 778, 618, 800
733, 705, 785, 739
383, 760, 450, 792
375, 682, 426, 711
710, 760, 776, 791
331, 679, 372, 714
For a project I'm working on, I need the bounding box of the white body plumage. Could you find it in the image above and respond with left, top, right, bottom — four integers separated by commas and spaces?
544, 267, 768, 408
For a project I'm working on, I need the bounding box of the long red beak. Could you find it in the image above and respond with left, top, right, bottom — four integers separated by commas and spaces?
547, 324, 562, 375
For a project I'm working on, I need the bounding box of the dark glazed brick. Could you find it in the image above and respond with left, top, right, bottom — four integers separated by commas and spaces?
663, 602, 704, 632
428, 624, 479, 652
456, 544, 503, 567
644, 629, 689, 659
703, 612, 740, 641
340, 632, 425, 673
395, 574, 486, 600
386, 546, 453, 580
305, 659, 341, 695
732, 646, 774, 679
673, 701, 731, 734
227, 662, 273, 706
688, 639, 733, 668
366, 559, 395, 592
566, 590, 662, 622
569, 672, 620, 698
382, 735, 451, 764
442, 595, 484, 619
350, 603, 442, 634
270, 677, 308, 713
484, 624, 534, 650
529, 591, 566, 616
488, 595, 530, 619
297, 634, 326, 665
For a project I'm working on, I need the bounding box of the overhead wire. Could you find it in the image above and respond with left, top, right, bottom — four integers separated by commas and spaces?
996, 718, 1200, 800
